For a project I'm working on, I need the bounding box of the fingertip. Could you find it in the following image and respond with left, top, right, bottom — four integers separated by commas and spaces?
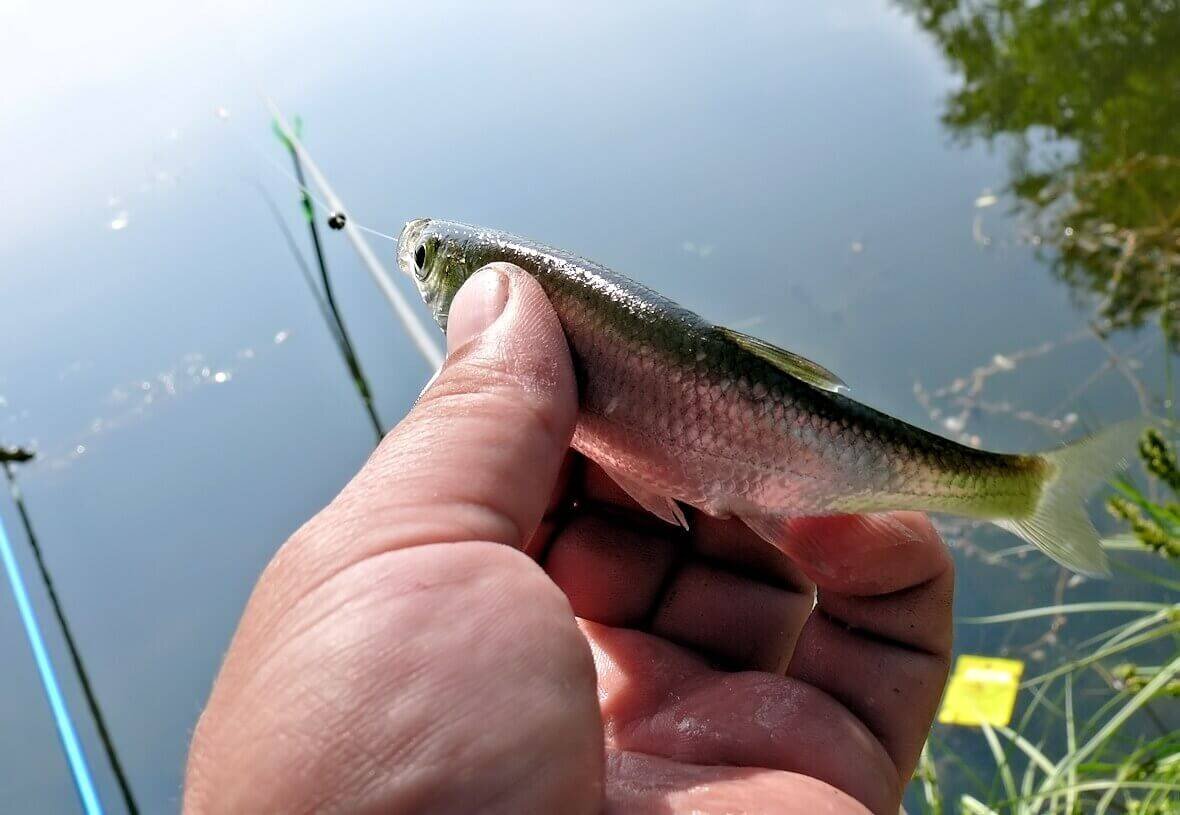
783, 512, 951, 595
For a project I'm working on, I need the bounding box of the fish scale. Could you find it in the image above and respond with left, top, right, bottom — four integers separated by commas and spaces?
397, 218, 1146, 576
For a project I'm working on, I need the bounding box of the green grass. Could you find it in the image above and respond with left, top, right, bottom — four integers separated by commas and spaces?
914, 427, 1180, 814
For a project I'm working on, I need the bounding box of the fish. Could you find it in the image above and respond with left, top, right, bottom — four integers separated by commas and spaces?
397, 218, 1144, 576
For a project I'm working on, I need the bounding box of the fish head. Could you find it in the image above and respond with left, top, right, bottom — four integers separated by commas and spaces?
397, 217, 475, 332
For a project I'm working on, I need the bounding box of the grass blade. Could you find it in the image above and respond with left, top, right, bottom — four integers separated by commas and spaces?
1037, 652, 1180, 798
994, 724, 1057, 777
1022, 622, 1179, 687
960, 794, 1002, 815
1064, 676, 1077, 815
961, 602, 1166, 624
1076, 608, 1172, 651
980, 720, 1021, 812
915, 741, 943, 815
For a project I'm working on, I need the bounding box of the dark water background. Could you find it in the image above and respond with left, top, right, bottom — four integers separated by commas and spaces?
1, 1, 1174, 811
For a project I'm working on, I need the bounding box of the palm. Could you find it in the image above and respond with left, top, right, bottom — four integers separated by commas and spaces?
529, 456, 954, 815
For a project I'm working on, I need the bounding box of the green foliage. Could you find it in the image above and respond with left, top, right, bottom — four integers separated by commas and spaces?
1111, 663, 1180, 697
914, 427, 1180, 813
1108, 428, 1180, 559
899, 0, 1180, 347
1139, 428, 1180, 494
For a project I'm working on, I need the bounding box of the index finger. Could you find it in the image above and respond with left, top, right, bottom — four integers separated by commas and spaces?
782, 512, 954, 784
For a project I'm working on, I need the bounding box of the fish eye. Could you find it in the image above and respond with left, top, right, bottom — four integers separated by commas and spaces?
414, 243, 427, 277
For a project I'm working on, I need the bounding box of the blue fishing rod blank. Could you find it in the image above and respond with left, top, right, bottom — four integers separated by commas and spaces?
0, 510, 104, 814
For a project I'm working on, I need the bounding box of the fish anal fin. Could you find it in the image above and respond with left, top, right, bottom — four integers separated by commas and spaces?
715, 326, 848, 394
601, 468, 689, 529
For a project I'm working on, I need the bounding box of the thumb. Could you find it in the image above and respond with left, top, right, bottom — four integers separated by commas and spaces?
294, 263, 578, 572
188, 265, 602, 814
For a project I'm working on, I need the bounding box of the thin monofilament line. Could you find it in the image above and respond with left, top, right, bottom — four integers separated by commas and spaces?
353, 223, 400, 243
267, 152, 401, 243
206, 16, 402, 245
223, 115, 399, 243
270, 157, 399, 243
268, 100, 444, 368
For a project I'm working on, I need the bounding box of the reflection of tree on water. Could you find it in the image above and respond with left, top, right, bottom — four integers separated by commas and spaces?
899, 0, 1180, 347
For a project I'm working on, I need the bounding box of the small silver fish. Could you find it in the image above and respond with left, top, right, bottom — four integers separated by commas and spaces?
398, 218, 1143, 576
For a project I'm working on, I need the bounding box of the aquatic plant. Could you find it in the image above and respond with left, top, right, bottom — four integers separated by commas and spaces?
912, 427, 1180, 813
1107, 428, 1180, 560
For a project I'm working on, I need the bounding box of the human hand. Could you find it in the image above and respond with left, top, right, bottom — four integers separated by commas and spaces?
184, 264, 953, 814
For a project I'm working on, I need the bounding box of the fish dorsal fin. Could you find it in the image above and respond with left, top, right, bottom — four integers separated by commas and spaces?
715, 326, 849, 394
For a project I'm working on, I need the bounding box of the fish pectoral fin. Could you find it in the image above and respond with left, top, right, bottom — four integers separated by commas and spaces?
602, 468, 689, 529
738, 512, 794, 550
715, 326, 848, 394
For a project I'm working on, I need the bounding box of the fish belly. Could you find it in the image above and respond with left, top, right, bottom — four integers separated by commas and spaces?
569, 342, 851, 519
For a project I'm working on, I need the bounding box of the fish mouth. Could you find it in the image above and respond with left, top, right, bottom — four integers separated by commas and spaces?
396, 217, 430, 277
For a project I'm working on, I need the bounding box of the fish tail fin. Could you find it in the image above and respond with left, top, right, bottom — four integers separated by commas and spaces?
994, 418, 1150, 577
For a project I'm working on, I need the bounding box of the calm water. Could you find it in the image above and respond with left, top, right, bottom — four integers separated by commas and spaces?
1, 1, 1173, 811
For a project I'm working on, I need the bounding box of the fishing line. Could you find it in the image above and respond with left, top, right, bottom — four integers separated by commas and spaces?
250, 180, 345, 345
353, 223, 401, 243
203, 8, 404, 247
222, 117, 398, 243
205, 13, 442, 368
223, 107, 440, 419
227, 125, 334, 214
269, 101, 444, 368
281, 143, 387, 440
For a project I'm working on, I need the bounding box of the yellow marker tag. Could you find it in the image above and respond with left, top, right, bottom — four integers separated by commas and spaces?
938, 655, 1025, 727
